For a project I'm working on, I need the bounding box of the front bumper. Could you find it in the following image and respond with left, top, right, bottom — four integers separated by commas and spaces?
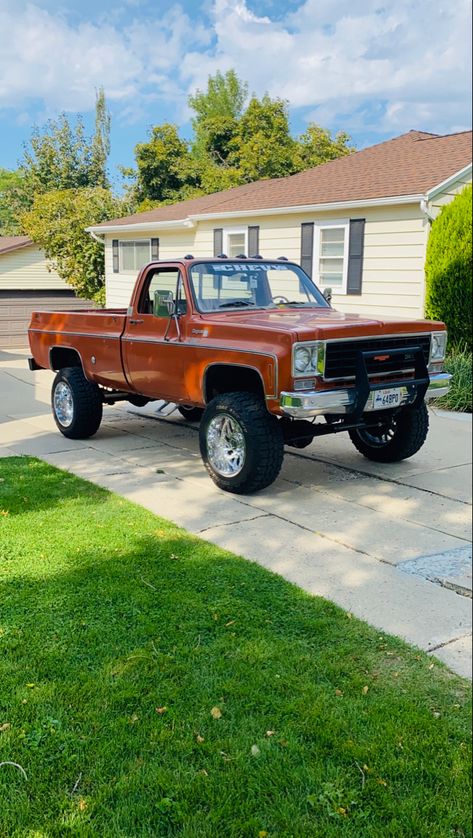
280, 372, 452, 418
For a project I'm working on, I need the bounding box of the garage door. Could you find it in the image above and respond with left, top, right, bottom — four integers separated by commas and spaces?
0, 290, 92, 348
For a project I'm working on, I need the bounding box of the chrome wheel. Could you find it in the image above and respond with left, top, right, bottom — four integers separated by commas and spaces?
206, 413, 246, 477
53, 381, 74, 428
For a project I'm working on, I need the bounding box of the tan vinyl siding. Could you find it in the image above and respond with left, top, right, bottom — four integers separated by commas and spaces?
0, 245, 69, 291
104, 202, 428, 319
429, 173, 472, 213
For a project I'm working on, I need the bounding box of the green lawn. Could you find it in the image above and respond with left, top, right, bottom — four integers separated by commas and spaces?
0, 457, 471, 838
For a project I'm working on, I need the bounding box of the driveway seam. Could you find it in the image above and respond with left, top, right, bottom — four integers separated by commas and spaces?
428, 633, 472, 653
128, 409, 472, 507
198, 514, 271, 534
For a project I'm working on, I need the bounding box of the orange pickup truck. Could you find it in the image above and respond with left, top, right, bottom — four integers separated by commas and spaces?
28, 256, 451, 493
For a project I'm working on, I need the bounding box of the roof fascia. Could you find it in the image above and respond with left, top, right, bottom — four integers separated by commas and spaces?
426, 164, 472, 201
0, 240, 33, 256
87, 194, 425, 234
86, 219, 195, 234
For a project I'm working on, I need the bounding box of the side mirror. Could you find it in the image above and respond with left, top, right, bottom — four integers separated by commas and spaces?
323, 287, 333, 305
154, 289, 175, 318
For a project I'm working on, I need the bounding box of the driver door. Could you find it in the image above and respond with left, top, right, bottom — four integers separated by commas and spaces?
122, 266, 191, 400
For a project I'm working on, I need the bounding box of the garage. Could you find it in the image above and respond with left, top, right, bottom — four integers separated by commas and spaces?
0, 237, 89, 348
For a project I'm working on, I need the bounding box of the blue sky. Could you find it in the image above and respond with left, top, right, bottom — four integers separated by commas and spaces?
1, 0, 471, 188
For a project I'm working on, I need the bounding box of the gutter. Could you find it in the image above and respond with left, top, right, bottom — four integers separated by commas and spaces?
86, 194, 424, 235
86, 218, 196, 235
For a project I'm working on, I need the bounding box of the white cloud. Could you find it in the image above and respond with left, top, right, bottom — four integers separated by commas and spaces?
0, 0, 470, 137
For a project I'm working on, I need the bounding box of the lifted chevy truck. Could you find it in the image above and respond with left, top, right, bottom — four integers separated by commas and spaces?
28, 257, 451, 493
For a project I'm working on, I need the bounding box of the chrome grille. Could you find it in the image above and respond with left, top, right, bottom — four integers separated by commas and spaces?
324, 334, 432, 380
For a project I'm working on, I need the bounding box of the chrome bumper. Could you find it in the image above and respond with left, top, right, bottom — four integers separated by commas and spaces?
280, 373, 452, 418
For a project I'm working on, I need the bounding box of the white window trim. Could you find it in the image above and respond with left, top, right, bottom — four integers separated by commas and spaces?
119, 239, 151, 274
223, 226, 248, 258
313, 219, 349, 295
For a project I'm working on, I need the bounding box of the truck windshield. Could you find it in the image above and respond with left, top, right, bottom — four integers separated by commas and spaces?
189, 261, 329, 312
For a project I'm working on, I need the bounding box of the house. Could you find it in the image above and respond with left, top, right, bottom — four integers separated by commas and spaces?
89, 129, 472, 320
0, 237, 87, 348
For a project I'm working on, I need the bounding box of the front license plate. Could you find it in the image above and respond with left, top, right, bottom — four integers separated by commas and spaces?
367, 387, 406, 411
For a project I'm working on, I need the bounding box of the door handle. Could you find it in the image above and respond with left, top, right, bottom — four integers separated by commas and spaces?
129, 319, 144, 325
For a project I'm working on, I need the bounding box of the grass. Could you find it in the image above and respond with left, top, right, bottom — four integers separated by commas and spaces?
0, 457, 471, 838
437, 346, 472, 413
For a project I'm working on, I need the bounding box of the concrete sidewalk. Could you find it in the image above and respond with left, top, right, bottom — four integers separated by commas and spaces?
1, 348, 471, 678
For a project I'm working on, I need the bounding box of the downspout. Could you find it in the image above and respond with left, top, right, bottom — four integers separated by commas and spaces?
420, 197, 434, 318
420, 197, 435, 222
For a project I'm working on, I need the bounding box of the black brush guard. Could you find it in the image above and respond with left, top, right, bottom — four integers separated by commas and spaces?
282, 344, 430, 447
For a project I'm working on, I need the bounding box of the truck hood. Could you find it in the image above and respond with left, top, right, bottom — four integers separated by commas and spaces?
208, 307, 439, 341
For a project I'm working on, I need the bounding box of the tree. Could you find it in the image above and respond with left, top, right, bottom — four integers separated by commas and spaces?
296, 124, 354, 168
230, 95, 298, 181
133, 124, 199, 204
425, 185, 472, 349
90, 88, 111, 189
129, 71, 356, 205
22, 188, 128, 305
189, 70, 248, 161
18, 88, 110, 199
0, 168, 26, 234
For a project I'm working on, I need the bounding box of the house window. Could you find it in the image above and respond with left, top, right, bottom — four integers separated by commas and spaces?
120, 240, 151, 272
223, 228, 248, 258
314, 221, 349, 294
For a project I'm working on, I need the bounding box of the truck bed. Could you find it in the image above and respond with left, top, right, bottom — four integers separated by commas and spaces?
28, 308, 130, 390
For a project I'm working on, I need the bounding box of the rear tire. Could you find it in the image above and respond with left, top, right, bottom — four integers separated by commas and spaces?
200, 392, 284, 494
178, 404, 204, 422
349, 403, 429, 463
52, 367, 103, 439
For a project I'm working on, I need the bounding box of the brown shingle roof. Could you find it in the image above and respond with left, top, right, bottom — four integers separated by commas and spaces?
94, 130, 472, 229
0, 236, 32, 254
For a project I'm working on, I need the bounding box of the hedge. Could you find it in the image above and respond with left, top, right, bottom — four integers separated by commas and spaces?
425, 184, 472, 349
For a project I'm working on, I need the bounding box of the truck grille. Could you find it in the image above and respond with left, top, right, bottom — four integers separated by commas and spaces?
323, 334, 432, 380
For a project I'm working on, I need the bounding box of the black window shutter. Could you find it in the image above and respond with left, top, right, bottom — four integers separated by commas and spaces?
300, 223, 314, 278
347, 219, 365, 295
213, 228, 223, 256
112, 239, 119, 273
151, 237, 159, 261
248, 225, 260, 257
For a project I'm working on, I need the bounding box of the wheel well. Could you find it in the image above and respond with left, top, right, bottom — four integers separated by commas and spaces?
204, 364, 265, 403
49, 347, 83, 371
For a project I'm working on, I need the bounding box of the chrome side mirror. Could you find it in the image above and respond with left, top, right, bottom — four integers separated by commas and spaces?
154, 290, 176, 318
323, 287, 333, 305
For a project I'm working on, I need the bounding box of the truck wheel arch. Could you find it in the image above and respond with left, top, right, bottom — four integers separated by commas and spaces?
203, 363, 266, 404
49, 346, 84, 373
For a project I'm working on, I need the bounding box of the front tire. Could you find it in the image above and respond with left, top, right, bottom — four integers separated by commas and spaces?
349, 403, 429, 463
52, 367, 103, 439
200, 392, 284, 494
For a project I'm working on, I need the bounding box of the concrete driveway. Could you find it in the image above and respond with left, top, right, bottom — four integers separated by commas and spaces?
1, 348, 471, 678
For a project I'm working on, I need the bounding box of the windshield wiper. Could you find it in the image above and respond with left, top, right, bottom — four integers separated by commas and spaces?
271, 301, 311, 307
218, 300, 256, 309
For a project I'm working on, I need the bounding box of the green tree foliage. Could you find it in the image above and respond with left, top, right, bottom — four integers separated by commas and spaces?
22, 188, 128, 305
425, 185, 472, 349
230, 95, 298, 181
189, 70, 248, 160
133, 124, 199, 204
130, 71, 355, 206
0, 168, 26, 234
296, 124, 354, 168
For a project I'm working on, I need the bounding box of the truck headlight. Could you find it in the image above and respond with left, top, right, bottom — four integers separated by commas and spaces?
293, 343, 321, 376
430, 332, 447, 363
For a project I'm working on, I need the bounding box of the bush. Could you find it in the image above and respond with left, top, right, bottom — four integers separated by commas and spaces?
437, 345, 472, 413
425, 185, 472, 349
